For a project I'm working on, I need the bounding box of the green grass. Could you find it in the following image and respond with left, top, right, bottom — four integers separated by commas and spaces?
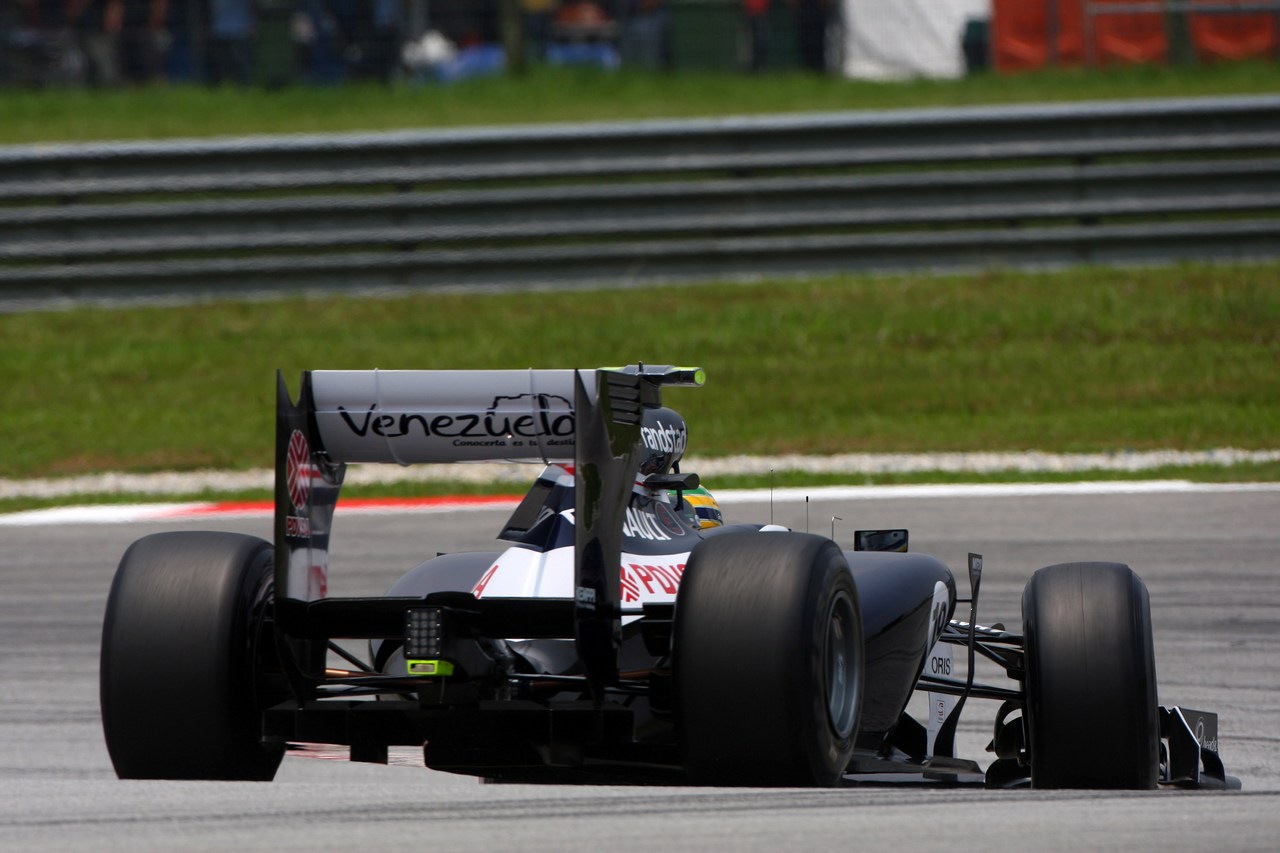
4, 62, 1278, 499
2, 262, 1277, 482
4, 60, 1279, 144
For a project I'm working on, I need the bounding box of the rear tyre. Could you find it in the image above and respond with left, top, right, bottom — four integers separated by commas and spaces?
100, 531, 284, 780
1022, 561, 1159, 789
674, 531, 863, 786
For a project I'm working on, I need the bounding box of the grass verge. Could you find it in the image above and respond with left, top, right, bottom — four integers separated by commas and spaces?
3, 262, 1278, 481
4, 61, 1280, 144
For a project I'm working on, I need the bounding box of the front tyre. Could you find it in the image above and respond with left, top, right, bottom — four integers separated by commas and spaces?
674, 531, 863, 786
1022, 561, 1159, 789
100, 531, 284, 780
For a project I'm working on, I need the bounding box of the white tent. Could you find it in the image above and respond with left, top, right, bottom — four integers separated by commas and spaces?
841, 0, 991, 80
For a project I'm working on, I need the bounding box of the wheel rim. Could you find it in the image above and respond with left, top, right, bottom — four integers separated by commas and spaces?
824, 590, 859, 738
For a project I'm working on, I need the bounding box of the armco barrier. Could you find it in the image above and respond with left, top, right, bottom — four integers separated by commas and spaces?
1, 95, 1278, 309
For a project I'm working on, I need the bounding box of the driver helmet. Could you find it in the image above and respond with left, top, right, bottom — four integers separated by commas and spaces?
671, 485, 723, 529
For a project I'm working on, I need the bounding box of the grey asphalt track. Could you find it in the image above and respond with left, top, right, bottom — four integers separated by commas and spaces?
2, 488, 1277, 851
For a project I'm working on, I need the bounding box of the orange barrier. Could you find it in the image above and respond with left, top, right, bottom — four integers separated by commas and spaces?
992, 0, 1278, 71
1190, 5, 1278, 61
1090, 1, 1168, 65
992, 0, 1085, 71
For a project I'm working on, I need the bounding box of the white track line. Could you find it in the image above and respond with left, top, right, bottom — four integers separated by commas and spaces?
715, 480, 1280, 503
2, 480, 1277, 526
3, 449, 1279, 500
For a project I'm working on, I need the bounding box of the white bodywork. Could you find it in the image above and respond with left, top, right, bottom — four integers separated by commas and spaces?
471, 467, 697, 619
472, 540, 692, 612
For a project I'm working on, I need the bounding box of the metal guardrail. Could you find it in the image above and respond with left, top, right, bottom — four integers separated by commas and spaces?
1, 95, 1278, 308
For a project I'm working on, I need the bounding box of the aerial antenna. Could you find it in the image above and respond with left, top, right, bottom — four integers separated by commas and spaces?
805, 496, 809, 533
769, 468, 775, 525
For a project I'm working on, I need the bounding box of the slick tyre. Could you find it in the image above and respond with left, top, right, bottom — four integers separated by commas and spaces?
100, 531, 284, 780
674, 531, 863, 786
1022, 561, 1159, 789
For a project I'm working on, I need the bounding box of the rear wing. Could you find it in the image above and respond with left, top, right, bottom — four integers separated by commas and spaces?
307, 369, 588, 465
274, 365, 703, 691
275, 368, 600, 603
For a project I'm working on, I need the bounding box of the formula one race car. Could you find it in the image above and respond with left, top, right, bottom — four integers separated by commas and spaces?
100, 365, 1238, 789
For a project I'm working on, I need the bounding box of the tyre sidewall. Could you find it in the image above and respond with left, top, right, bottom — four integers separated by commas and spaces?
100, 531, 283, 780
1022, 561, 1158, 789
674, 532, 862, 786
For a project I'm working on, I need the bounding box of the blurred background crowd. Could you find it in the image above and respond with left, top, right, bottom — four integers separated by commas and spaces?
1, 1, 1275, 89
0, 0, 844, 88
